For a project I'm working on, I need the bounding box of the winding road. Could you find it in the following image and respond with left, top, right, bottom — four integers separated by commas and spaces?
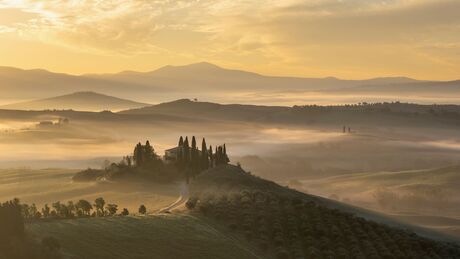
156, 181, 189, 214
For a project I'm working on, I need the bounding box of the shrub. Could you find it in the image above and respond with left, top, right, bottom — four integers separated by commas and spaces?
185, 197, 198, 209
121, 208, 129, 216
138, 205, 147, 215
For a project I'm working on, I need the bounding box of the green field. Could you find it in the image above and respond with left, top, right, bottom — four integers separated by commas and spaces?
27, 214, 261, 259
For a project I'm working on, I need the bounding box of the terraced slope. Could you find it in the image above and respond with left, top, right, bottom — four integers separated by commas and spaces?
187, 165, 460, 258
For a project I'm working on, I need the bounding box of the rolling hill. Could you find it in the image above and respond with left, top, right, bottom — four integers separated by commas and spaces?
28, 215, 260, 259
120, 98, 460, 128
23, 164, 460, 259
187, 165, 460, 257
0, 91, 149, 111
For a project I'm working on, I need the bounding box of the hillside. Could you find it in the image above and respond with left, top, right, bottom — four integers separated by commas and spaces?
121, 99, 460, 128
0, 92, 149, 111
187, 165, 460, 258
120, 98, 288, 122
28, 215, 260, 259
11, 165, 460, 259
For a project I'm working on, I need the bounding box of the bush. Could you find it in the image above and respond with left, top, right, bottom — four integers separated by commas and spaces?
121, 208, 129, 216
138, 205, 147, 215
185, 197, 198, 209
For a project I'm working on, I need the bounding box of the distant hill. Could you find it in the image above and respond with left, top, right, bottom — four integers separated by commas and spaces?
0, 92, 149, 111
120, 98, 288, 122
120, 99, 460, 127
4, 63, 455, 105
328, 79, 460, 95
91, 62, 422, 92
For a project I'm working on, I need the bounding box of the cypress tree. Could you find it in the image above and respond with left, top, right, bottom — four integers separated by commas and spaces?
209, 145, 214, 168
133, 142, 143, 166
223, 144, 230, 164
191, 136, 198, 176
183, 137, 190, 182
177, 136, 184, 164
183, 137, 190, 164
201, 138, 208, 169
217, 146, 223, 165
144, 140, 154, 162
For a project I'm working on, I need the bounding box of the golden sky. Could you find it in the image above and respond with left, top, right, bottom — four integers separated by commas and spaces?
0, 0, 459, 80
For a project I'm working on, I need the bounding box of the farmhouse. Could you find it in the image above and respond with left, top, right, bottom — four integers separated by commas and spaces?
164, 147, 179, 162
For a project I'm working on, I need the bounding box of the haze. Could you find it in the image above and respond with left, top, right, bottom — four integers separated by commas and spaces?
1, 1, 460, 258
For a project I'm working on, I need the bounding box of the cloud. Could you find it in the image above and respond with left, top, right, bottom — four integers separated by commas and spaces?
0, 0, 459, 79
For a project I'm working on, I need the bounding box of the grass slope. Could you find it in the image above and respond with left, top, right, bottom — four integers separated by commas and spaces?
27, 215, 259, 259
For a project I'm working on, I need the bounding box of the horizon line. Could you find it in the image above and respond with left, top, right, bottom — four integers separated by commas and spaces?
0, 62, 457, 82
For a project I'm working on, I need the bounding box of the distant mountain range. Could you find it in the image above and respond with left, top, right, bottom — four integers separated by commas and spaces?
0, 62, 459, 105
0, 92, 149, 111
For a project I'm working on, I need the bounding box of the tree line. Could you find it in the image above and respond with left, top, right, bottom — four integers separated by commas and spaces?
16, 198, 149, 220
1, 199, 62, 259
175, 136, 229, 182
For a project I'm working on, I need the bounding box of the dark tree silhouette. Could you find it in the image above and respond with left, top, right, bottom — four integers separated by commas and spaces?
201, 138, 209, 170
133, 142, 144, 166
42, 203, 51, 218
138, 205, 147, 215
178, 136, 184, 164
94, 197, 106, 216
144, 140, 155, 162
106, 204, 118, 216
223, 144, 230, 164
121, 208, 129, 216
183, 137, 190, 182
209, 145, 214, 168
191, 136, 199, 177
76, 200, 92, 216
0, 198, 24, 244
183, 137, 190, 165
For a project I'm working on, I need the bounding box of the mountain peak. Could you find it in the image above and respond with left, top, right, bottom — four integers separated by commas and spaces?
154, 62, 222, 73
64, 91, 110, 97
186, 62, 221, 69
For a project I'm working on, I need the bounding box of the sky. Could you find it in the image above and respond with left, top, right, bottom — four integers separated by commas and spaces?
0, 0, 459, 80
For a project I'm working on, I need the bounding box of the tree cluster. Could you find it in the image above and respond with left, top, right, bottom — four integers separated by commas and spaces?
17, 197, 139, 220
176, 136, 229, 182
132, 140, 159, 167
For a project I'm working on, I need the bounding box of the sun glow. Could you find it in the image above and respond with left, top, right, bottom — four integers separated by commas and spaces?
0, 0, 458, 80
